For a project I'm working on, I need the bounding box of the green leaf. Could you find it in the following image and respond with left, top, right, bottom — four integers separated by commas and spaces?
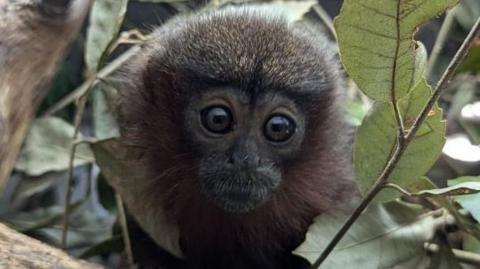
91, 85, 120, 140
85, 0, 129, 73
448, 176, 480, 223
354, 81, 446, 201
294, 202, 434, 268
15, 117, 94, 176
412, 181, 480, 197
456, 45, 480, 74
334, 0, 458, 101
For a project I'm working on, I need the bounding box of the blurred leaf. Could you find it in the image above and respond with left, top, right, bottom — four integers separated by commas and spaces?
294, 202, 434, 268
463, 234, 480, 253
15, 117, 94, 176
456, 42, 480, 74
85, 0, 129, 73
427, 238, 462, 269
334, 0, 457, 101
11, 172, 64, 206
461, 120, 480, 145
448, 80, 476, 120
355, 82, 446, 201
345, 99, 369, 126
79, 235, 123, 259
0, 202, 81, 233
454, 0, 480, 30
92, 85, 120, 140
448, 176, 480, 223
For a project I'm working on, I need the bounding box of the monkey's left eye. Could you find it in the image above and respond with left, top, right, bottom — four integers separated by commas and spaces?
201, 106, 233, 134
263, 114, 296, 143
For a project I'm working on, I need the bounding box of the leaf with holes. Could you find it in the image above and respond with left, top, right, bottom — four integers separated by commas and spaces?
334, 0, 458, 101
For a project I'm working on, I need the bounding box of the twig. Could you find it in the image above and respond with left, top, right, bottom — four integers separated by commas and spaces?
61, 138, 97, 248
310, 16, 480, 269
116, 194, 135, 268
426, 8, 457, 83
43, 45, 142, 117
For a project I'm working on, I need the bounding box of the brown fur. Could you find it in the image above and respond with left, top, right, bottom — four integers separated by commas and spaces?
119, 7, 358, 269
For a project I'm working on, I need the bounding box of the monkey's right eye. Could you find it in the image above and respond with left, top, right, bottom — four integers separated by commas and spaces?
201, 106, 233, 134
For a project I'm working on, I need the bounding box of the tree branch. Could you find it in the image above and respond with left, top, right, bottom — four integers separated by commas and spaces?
310, 16, 480, 269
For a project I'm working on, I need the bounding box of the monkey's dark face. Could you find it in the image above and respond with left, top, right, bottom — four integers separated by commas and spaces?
184, 88, 306, 213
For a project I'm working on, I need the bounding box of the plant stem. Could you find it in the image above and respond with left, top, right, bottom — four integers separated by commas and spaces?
116, 194, 135, 268
310, 16, 480, 269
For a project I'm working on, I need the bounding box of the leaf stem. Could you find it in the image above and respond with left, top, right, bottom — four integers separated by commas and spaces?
310, 16, 480, 269
61, 138, 97, 248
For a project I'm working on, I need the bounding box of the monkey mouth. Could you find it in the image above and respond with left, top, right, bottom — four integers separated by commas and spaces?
199, 172, 278, 213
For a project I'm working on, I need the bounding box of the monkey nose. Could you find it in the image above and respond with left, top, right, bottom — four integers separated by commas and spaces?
228, 152, 260, 169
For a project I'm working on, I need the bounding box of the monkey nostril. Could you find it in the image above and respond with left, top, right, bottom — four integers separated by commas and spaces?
227, 155, 235, 165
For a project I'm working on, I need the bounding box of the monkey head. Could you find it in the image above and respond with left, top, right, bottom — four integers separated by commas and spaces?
119, 7, 357, 267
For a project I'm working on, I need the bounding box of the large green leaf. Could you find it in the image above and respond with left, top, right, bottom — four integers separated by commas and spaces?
334, 0, 458, 101
15, 117, 94, 176
294, 202, 438, 268
355, 81, 446, 201
85, 0, 129, 73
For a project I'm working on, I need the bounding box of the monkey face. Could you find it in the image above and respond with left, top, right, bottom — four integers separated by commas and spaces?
183, 88, 306, 213
124, 9, 341, 216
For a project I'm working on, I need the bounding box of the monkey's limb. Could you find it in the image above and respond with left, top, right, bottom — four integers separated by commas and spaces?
0, 0, 92, 189
0, 223, 103, 269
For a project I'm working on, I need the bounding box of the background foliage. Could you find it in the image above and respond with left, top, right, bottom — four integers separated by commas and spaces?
1, 0, 480, 268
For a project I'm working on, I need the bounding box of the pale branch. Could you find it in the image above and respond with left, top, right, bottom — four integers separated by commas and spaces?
426, 8, 457, 83
0, 0, 92, 190
0, 223, 102, 268
310, 16, 480, 269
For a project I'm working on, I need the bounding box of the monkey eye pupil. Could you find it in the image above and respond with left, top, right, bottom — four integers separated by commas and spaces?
201, 106, 233, 134
264, 115, 296, 143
